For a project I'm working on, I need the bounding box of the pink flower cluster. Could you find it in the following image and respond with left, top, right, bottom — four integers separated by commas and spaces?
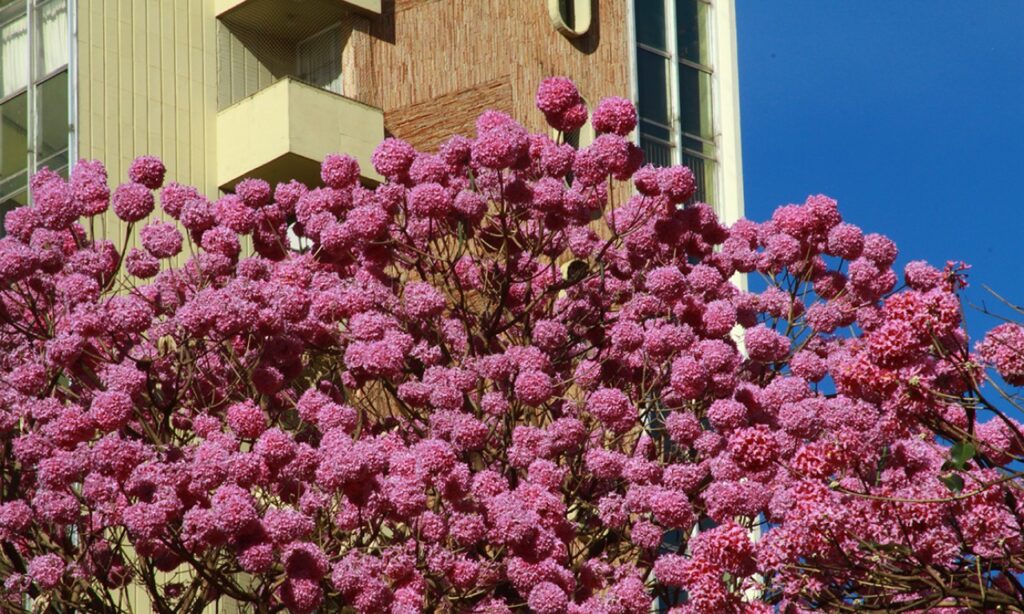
0, 78, 1021, 613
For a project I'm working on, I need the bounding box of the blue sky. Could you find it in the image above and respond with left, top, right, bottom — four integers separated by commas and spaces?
736, 1, 1024, 340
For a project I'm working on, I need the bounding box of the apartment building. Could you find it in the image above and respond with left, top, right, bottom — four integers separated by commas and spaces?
0, 0, 742, 230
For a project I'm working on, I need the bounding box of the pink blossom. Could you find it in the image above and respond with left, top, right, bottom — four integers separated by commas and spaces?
591, 96, 637, 136
727, 425, 779, 471
214, 194, 257, 234
535, 77, 582, 115
128, 155, 166, 189
160, 182, 199, 218
545, 102, 588, 133
658, 166, 696, 204
372, 137, 417, 178
140, 220, 183, 258
89, 391, 134, 432
408, 182, 453, 218
528, 582, 569, 614
321, 154, 360, 188
403, 281, 446, 318
744, 325, 791, 362
977, 323, 1024, 385
0, 77, 1014, 613
670, 355, 708, 399
70, 159, 110, 215
226, 400, 267, 439
586, 388, 633, 432
862, 232, 898, 266
125, 248, 160, 278
825, 222, 864, 259
28, 554, 65, 590
112, 182, 155, 223
473, 122, 529, 169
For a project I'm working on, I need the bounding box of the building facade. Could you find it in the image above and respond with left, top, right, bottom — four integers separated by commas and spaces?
0, 0, 743, 609
1, 0, 742, 234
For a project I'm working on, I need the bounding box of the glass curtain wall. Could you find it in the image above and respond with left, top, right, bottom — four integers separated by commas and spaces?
634, 0, 715, 205
0, 0, 69, 230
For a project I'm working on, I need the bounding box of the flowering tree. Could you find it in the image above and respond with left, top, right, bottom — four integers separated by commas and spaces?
1, 77, 1023, 613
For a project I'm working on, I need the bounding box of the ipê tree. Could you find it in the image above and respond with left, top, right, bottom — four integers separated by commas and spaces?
0, 77, 1023, 613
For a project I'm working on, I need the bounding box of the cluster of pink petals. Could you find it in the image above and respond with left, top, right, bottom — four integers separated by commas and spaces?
0, 78, 1021, 613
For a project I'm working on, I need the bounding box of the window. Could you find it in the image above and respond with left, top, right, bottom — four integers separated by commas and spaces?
633, 0, 715, 205
296, 25, 343, 96
0, 0, 71, 231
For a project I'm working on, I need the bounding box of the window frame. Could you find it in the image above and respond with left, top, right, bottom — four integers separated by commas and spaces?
0, 0, 72, 233
633, 0, 717, 204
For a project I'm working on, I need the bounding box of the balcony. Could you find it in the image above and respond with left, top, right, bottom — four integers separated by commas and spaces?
216, 78, 384, 191
216, 0, 381, 39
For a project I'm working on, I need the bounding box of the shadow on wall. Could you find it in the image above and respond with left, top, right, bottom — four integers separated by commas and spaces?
373, 0, 398, 45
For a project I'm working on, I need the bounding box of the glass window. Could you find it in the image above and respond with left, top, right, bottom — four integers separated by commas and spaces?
676, 0, 710, 66
36, 0, 67, 78
296, 25, 342, 95
640, 134, 672, 168
634, 0, 716, 204
637, 48, 670, 128
681, 152, 714, 204
36, 68, 66, 164
678, 64, 713, 140
0, 0, 70, 235
634, 0, 667, 50
0, 8, 27, 98
0, 90, 26, 185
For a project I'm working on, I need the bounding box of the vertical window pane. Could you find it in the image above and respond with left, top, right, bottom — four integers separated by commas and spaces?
640, 134, 672, 168
36, 68, 66, 164
676, 0, 710, 65
36, 0, 67, 77
296, 26, 342, 95
678, 63, 713, 140
0, 90, 27, 193
634, 0, 666, 50
0, 10, 27, 97
637, 48, 670, 127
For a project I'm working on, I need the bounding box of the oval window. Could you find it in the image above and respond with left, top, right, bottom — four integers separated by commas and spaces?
548, 0, 591, 37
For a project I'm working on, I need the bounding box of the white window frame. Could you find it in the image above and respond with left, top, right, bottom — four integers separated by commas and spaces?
0, 0, 74, 215
632, 0, 718, 204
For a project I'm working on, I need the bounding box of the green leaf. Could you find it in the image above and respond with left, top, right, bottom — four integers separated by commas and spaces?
949, 441, 976, 469
940, 473, 964, 493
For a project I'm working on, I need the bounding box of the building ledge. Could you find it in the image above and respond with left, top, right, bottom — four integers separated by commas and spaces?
216, 78, 384, 191
216, 0, 380, 43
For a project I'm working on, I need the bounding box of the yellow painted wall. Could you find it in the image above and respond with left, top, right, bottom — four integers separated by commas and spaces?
77, 0, 220, 245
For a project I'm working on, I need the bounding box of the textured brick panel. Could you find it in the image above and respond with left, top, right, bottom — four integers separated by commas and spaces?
384, 78, 512, 150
